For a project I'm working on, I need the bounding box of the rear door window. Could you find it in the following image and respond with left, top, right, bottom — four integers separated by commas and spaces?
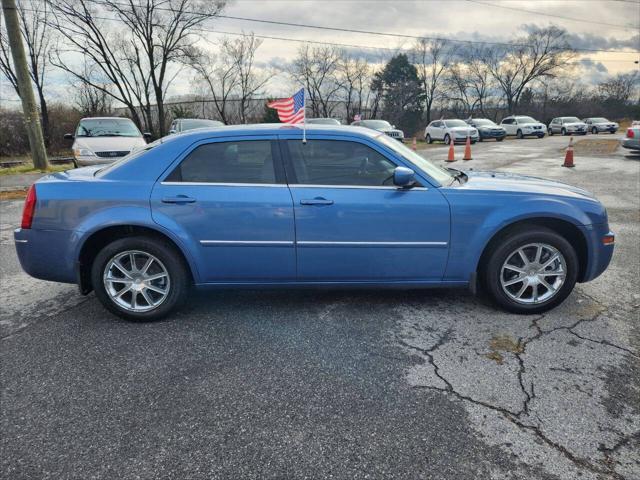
165, 140, 278, 184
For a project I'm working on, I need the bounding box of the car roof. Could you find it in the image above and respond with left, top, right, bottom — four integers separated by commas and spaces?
161, 123, 380, 140
79, 117, 133, 121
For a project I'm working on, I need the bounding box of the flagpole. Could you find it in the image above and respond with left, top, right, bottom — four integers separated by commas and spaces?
302, 87, 307, 144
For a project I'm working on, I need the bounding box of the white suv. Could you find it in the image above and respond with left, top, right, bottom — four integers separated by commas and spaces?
500, 116, 546, 139
424, 119, 478, 145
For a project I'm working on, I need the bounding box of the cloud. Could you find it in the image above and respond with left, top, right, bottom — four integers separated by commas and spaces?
579, 58, 609, 74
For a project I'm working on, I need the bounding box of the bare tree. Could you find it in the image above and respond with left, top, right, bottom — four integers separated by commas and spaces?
186, 41, 239, 125
73, 60, 113, 116
412, 38, 454, 123
49, 0, 226, 135
486, 26, 575, 114
0, 0, 52, 145
336, 54, 372, 122
464, 46, 494, 118
445, 62, 473, 117
225, 33, 272, 124
598, 71, 639, 103
289, 44, 341, 117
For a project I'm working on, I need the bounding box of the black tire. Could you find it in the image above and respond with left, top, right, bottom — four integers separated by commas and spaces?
72, 158, 79, 168
561, 128, 567, 136
496, 137, 504, 142
516, 129, 523, 139
426, 133, 432, 144
479, 135, 484, 142
548, 128, 553, 136
592, 127, 598, 135
444, 134, 451, 145
481, 227, 578, 314
91, 236, 190, 322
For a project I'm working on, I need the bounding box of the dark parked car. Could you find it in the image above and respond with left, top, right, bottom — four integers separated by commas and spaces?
15, 124, 614, 321
465, 118, 506, 142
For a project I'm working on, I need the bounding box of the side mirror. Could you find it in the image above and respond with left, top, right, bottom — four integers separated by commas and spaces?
393, 166, 416, 188
143, 132, 152, 139
168, 129, 176, 135
64, 133, 74, 140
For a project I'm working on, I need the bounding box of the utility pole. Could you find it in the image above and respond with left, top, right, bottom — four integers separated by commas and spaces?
2, 0, 48, 169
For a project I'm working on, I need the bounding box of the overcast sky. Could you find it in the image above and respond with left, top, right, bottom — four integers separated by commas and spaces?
1, 0, 638, 105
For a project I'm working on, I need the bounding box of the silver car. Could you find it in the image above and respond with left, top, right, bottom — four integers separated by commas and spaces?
351, 119, 404, 141
306, 118, 342, 125
583, 117, 619, 134
622, 125, 640, 151
65, 117, 150, 167
548, 117, 588, 136
169, 118, 224, 134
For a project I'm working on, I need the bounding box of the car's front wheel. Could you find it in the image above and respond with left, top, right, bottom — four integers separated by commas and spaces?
91, 236, 190, 321
516, 129, 523, 139
561, 128, 567, 135
592, 127, 598, 134
481, 227, 578, 314
444, 134, 451, 145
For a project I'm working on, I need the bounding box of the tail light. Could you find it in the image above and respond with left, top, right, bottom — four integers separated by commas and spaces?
21, 185, 37, 229
627, 128, 635, 138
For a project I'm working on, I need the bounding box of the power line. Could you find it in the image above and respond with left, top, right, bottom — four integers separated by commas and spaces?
465, 0, 639, 30
76, 0, 640, 54
38, 8, 639, 63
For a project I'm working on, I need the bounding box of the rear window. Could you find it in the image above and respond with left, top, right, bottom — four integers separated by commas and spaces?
165, 140, 277, 184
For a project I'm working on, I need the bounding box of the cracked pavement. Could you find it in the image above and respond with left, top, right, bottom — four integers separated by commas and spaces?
1, 135, 639, 479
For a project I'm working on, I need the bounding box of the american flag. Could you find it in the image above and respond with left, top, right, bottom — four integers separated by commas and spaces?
267, 88, 305, 124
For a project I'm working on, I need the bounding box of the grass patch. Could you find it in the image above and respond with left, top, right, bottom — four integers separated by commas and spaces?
0, 189, 28, 200
570, 138, 620, 156
0, 163, 72, 176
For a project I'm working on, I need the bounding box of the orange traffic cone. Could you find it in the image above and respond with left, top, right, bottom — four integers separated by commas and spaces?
412, 137, 417, 151
463, 135, 472, 161
446, 138, 455, 162
563, 137, 575, 167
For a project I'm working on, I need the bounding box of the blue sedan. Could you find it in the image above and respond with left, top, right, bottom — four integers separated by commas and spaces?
14, 124, 614, 321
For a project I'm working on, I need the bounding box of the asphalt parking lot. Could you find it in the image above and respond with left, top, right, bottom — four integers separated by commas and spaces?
1, 134, 639, 479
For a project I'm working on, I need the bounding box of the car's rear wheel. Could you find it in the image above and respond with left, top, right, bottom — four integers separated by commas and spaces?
425, 133, 432, 144
91, 236, 190, 321
481, 227, 578, 314
444, 134, 451, 145
516, 129, 523, 139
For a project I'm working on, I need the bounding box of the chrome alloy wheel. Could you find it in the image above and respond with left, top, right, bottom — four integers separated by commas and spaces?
500, 243, 567, 305
103, 250, 170, 312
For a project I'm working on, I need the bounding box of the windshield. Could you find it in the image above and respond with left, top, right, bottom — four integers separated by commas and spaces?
377, 134, 452, 186
516, 116, 537, 124
76, 118, 141, 137
444, 120, 467, 127
181, 119, 223, 130
472, 119, 496, 126
590, 117, 608, 123
562, 117, 581, 123
362, 120, 392, 129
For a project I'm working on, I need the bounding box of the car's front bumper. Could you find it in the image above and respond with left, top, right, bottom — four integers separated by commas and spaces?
479, 131, 506, 139
596, 126, 618, 133
14, 228, 77, 284
579, 223, 614, 283
622, 138, 640, 150
453, 135, 479, 143
520, 130, 545, 137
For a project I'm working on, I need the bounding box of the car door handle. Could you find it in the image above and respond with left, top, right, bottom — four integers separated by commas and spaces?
300, 197, 334, 206
161, 195, 196, 204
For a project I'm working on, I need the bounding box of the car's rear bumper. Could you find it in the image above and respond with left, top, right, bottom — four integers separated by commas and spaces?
622, 139, 640, 150
14, 228, 77, 283
579, 223, 614, 283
